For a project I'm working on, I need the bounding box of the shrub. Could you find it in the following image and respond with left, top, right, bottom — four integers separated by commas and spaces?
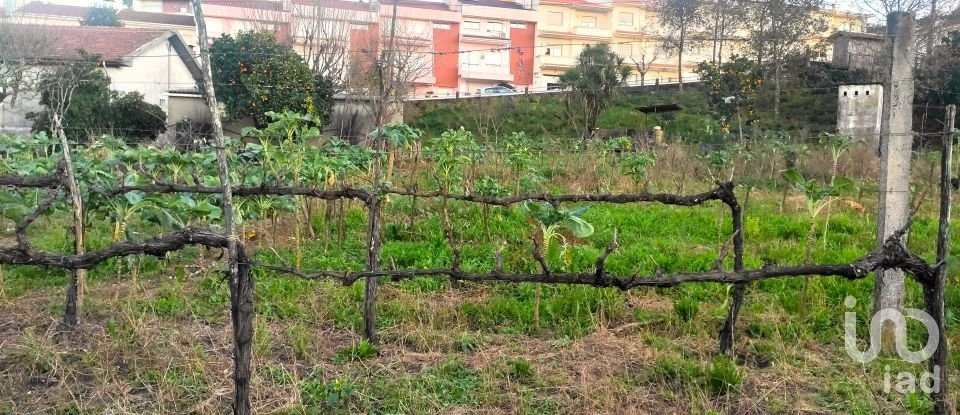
210, 31, 333, 127
706, 356, 743, 395
672, 297, 700, 322
334, 340, 378, 363
29, 56, 166, 143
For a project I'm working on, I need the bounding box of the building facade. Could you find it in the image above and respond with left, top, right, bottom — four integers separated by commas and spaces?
12, 0, 868, 97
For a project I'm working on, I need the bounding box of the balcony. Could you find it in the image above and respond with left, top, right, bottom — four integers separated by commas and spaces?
540, 54, 574, 69
572, 25, 613, 39
460, 65, 513, 82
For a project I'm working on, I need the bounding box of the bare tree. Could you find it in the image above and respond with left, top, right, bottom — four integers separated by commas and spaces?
859, 0, 931, 16
745, 0, 825, 117
0, 22, 54, 108
656, 0, 705, 91
291, 1, 373, 92
348, 16, 433, 125
628, 21, 667, 87
706, 0, 743, 64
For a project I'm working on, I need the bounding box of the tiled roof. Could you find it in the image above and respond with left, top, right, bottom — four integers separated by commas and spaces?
118, 10, 195, 26
459, 0, 528, 10
17, 25, 170, 63
293, 0, 376, 11
16, 1, 88, 18
395, 0, 451, 11
16, 2, 194, 26
204, 0, 286, 10
541, 0, 611, 6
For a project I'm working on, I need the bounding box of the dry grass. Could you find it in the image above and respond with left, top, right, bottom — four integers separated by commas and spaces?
0, 271, 916, 414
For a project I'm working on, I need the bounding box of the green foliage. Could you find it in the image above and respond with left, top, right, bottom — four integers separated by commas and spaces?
782, 169, 853, 218
300, 375, 355, 411
83, 5, 120, 27
455, 332, 482, 352
505, 358, 534, 382
334, 340, 378, 363
618, 150, 657, 187
695, 56, 762, 128
506, 131, 535, 175
706, 356, 742, 395
29, 57, 165, 142
474, 176, 508, 198
522, 201, 594, 269
105, 91, 168, 142
916, 32, 960, 136
423, 127, 481, 191
672, 296, 700, 322
374, 123, 423, 149
559, 44, 632, 138
210, 31, 333, 126
650, 357, 702, 385
904, 390, 933, 414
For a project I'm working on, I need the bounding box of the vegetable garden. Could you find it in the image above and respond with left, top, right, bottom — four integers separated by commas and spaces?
0, 110, 957, 414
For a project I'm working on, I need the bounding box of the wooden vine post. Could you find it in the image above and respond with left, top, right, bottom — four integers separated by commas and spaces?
52, 112, 85, 328
718, 183, 745, 355
928, 104, 954, 414
191, 2, 253, 414
363, 0, 399, 344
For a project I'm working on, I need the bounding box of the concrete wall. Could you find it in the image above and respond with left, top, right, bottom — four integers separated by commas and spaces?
832, 34, 884, 76
163, 93, 398, 142
837, 84, 883, 153
106, 39, 197, 107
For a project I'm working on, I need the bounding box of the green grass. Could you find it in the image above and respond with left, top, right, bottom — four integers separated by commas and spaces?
1, 142, 958, 414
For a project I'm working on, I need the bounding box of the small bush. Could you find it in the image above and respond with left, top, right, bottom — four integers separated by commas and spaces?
505, 358, 534, 382
334, 340, 378, 363
455, 332, 482, 352
746, 321, 775, 339
673, 297, 700, 322
300, 376, 354, 411
707, 356, 743, 395
650, 357, 701, 386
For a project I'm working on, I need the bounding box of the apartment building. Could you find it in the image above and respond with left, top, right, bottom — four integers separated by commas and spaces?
288, 0, 537, 96
14, 0, 867, 97
457, 0, 538, 93
536, 0, 866, 89
133, 0, 292, 41
12, 1, 198, 46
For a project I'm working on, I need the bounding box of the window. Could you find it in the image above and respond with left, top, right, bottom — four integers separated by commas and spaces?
510, 22, 527, 29
467, 52, 481, 65
580, 16, 597, 28
463, 21, 480, 30
434, 22, 451, 29
487, 22, 503, 33
618, 12, 633, 26
545, 46, 562, 56
547, 11, 563, 26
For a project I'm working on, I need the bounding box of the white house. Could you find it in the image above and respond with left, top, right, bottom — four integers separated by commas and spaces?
0, 25, 200, 132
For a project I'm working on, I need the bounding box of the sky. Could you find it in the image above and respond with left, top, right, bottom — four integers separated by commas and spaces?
28, 0, 870, 12
14, 0, 891, 24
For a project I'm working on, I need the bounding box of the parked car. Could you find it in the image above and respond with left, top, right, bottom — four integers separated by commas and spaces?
480, 86, 516, 95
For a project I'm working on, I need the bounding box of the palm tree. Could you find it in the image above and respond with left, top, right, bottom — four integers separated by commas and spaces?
560, 44, 632, 140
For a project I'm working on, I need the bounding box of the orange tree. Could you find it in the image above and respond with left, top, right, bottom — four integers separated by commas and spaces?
210, 31, 333, 127
695, 56, 761, 132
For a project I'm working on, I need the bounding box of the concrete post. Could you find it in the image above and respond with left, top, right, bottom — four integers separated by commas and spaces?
874, 12, 916, 339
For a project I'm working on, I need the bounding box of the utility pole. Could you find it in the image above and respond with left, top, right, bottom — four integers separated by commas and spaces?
928, 0, 938, 57
874, 11, 916, 350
